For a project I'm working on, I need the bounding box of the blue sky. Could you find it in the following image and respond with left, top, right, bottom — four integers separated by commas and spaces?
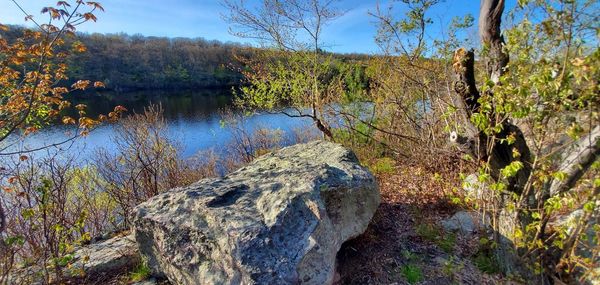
0, 0, 516, 54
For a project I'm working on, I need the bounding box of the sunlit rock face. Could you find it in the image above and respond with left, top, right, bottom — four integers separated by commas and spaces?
7, 234, 140, 284
132, 140, 380, 285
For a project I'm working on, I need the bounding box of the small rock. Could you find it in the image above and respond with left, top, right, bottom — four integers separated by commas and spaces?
462, 174, 487, 200
434, 256, 449, 265
7, 234, 140, 284
555, 209, 600, 285
70, 234, 140, 276
442, 211, 477, 234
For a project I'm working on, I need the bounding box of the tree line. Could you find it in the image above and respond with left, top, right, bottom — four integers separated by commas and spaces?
1, 26, 245, 91
1, 26, 371, 93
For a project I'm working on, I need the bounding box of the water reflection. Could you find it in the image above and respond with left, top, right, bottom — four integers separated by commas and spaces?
2, 89, 315, 163
66, 88, 234, 120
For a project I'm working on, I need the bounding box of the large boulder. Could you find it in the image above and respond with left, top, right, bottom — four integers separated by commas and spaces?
132, 141, 380, 285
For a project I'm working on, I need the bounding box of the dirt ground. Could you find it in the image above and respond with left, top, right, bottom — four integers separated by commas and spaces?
335, 164, 513, 285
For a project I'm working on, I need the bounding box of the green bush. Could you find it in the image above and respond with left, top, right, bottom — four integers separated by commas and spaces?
401, 264, 424, 284
370, 157, 396, 175
415, 223, 456, 253
472, 247, 499, 274
415, 223, 440, 241
437, 232, 457, 253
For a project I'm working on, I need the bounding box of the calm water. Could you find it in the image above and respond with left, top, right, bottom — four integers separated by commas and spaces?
1, 89, 315, 163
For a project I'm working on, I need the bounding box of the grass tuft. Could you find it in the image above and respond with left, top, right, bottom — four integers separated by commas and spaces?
401, 264, 424, 284
129, 261, 151, 282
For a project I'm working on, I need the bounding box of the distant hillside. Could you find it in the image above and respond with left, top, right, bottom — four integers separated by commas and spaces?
1, 26, 372, 92
2, 26, 247, 91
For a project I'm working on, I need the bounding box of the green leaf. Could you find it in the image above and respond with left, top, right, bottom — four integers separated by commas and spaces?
501, 161, 524, 179
21, 208, 35, 219
583, 201, 595, 213
552, 171, 567, 181
5, 236, 25, 246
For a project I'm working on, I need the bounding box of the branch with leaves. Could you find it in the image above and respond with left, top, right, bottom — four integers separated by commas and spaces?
450, 0, 599, 281
0, 1, 125, 156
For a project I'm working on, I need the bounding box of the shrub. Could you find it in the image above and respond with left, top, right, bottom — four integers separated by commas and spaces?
369, 157, 396, 176
401, 264, 424, 284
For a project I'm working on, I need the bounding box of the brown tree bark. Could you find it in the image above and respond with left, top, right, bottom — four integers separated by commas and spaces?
479, 0, 508, 84
452, 0, 599, 281
451, 48, 531, 194
451, 0, 533, 277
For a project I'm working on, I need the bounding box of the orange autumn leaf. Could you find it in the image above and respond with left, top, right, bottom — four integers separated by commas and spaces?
7, 176, 18, 184
58, 100, 71, 110
24, 127, 37, 135
62, 116, 76, 125
83, 12, 97, 22
71, 80, 91, 90
72, 41, 87, 53
86, 2, 105, 11
79, 117, 98, 128
57, 1, 71, 8
113, 105, 128, 113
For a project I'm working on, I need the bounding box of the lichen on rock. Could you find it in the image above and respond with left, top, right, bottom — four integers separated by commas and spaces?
132, 141, 381, 285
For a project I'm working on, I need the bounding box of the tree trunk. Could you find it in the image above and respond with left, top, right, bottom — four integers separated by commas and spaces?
452, 0, 534, 277
315, 118, 334, 140
479, 0, 508, 84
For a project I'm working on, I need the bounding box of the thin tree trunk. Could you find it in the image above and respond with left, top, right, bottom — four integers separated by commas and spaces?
451, 0, 535, 278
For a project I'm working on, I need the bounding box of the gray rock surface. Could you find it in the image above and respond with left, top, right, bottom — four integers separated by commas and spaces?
441, 211, 477, 234
70, 234, 140, 275
7, 234, 140, 284
132, 141, 380, 285
556, 209, 600, 285
462, 174, 487, 200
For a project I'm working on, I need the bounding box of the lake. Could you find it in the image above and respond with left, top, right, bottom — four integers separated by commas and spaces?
0, 88, 316, 163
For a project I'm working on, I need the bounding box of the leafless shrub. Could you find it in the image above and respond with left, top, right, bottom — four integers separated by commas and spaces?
221, 109, 281, 164
94, 104, 185, 226
0, 151, 101, 283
